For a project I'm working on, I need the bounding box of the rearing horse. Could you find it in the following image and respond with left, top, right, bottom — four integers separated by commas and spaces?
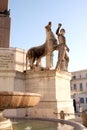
26, 22, 58, 70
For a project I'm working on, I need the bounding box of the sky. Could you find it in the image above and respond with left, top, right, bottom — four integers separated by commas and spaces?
9, 0, 87, 72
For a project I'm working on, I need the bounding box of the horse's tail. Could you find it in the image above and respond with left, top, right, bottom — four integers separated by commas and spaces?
26, 49, 33, 71
26, 53, 28, 71
26, 50, 30, 71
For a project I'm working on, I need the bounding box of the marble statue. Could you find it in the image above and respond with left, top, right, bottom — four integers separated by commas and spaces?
55, 23, 69, 71
26, 22, 70, 71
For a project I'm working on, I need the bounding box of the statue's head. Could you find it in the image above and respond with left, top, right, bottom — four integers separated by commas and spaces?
60, 28, 65, 35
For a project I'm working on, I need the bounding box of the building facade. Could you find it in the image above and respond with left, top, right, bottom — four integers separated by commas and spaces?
71, 69, 87, 112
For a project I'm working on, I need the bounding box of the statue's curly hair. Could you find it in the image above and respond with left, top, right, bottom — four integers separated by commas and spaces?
60, 28, 65, 33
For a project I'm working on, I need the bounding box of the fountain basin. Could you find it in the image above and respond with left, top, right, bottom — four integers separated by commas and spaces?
12, 118, 87, 130
0, 91, 41, 130
0, 91, 41, 110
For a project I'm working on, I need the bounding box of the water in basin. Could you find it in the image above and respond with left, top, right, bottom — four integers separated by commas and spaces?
12, 119, 75, 130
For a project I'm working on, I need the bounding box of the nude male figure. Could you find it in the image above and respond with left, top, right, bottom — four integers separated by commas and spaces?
56, 23, 69, 71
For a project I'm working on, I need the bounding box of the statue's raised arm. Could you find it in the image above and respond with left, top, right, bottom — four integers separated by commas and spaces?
56, 23, 62, 35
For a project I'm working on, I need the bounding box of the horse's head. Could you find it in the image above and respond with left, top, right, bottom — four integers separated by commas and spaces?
45, 21, 52, 32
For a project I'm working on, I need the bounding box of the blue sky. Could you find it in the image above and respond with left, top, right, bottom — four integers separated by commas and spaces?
9, 0, 87, 72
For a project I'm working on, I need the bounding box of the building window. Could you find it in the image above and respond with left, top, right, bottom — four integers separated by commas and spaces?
86, 74, 87, 78
80, 83, 83, 91
73, 76, 76, 79
86, 98, 87, 103
73, 84, 77, 90
80, 98, 84, 103
79, 75, 81, 78
86, 82, 87, 87
71, 86, 73, 91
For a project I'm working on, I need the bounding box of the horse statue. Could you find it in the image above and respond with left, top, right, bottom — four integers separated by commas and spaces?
26, 22, 58, 70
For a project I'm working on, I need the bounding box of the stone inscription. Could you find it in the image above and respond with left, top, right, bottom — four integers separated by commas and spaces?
0, 52, 14, 69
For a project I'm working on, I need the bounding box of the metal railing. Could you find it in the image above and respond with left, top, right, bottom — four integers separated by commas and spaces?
54, 110, 87, 128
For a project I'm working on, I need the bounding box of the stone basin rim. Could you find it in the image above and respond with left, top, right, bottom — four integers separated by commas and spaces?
0, 91, 41, 96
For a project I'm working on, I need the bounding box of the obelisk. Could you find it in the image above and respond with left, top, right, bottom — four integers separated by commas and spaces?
0, 0, 10, 48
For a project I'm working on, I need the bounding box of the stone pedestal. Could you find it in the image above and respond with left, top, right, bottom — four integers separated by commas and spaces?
2, 70, 74, 119
25, 70, 74, 119
0, 48, 26, 72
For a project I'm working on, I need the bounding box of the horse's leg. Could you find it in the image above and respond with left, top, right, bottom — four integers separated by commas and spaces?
30, 57, 35, 69
36, 58, 41, 67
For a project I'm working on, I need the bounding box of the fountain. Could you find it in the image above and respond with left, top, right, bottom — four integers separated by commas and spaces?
0, 91, 41, 130
0, 1, 87, 130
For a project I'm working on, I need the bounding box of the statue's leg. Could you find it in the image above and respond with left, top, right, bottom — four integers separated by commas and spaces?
56, 60, 61, 70
61, 46, 66, 61
65, 53, 69, 62
55, 51, 61, 70
65, 53, 69, 71
56, 46, 64, 70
